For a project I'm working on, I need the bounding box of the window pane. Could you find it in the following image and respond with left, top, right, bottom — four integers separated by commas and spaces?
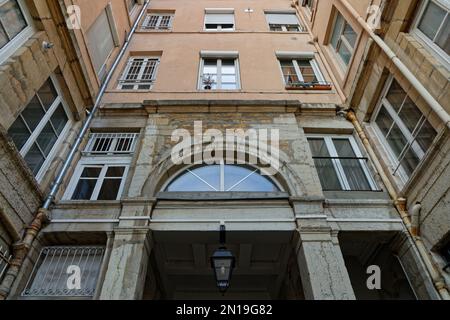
342, 22, 357, 47
24, 143, 45, 175
386, 80, 407, 112
375, 106, 394, 136
36, 123, 57, 156
0, 0, 27, 40
330, 14, 344, 48
37, 80, 58, 110
338, 42, 352, 65
415, 119, 437, 152
224, 166, 278, 192
80, 167, 102, 178
333, 139, 371, 191
0, 24, 8, 48
72, 167, 102, 200
72, 179, 97, 200
280, 60, 299, 84
418, 1, 446, 41
400, 148, 420, 177
97, 179, 122, 200
203, 59, 218, 74
398, 97, 423, 133
297, 60, 317, 83
21, 96, 45, 132
105, 166, 125, 178
308, 138, 342, 191
50, 104, 68, 135
8, 116, 30, 150
386, 124, 409, 159
221, 60, 236, 74
436, 16, 450, 54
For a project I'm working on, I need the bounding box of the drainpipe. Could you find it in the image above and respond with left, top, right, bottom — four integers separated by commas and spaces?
410, 202, 422, 238
0, 0, 151, 300
346, 111, 450, 300
339, 0, 450, 130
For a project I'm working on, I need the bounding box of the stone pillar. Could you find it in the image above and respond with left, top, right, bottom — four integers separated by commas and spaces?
99, 228, 151, 300
291, 197, 355, 300
295, 228, 355, 300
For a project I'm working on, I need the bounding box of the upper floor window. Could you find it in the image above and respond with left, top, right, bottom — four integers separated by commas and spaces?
441, 240, 450, 272
329, 11, 357, 67
0, 0, 34, 64
118, 56, 160, 90
0, 244, 12, 283
87, 4, 119, 81
199, 52, 240, 90
413, 0, 449, 65
142, 13, 174, 30
7, 77, 71, 180
277, 53, 330, 90
126, 0, 137, 14
308, 135, 378, 191
64, 133, 138, 201
302, 0, 317, 15
204, 9, 235, 31
22, 246, 105, 298
265, 11, 304, 32
372, 78, 437, 181
165, 163, 281, 192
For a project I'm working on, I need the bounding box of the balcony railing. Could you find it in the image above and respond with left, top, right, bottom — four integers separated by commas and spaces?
285, 80, 332, 91
312, 156, 380, 192
0, 245, 12, 282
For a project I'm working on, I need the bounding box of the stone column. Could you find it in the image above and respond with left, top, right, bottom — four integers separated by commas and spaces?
291, 198, 355, 300
99, 228, 151, 300
295, 228, 355, 300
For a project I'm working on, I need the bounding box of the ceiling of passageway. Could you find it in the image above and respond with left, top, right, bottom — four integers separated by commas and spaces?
148, 231, 296, 299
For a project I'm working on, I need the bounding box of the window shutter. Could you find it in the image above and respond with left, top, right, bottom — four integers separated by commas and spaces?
205, 13, 234, 25
266, 13, 300, 25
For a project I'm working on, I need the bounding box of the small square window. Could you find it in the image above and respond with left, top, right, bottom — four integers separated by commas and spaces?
204, 10, 235, 31
265, 12, 304, 32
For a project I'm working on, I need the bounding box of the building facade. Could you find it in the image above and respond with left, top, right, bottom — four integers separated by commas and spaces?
0, 0, 448, 300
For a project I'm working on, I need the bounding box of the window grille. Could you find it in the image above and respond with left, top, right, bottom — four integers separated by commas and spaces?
84, 133, 139, 155
22, 246, 105, 298
118, 57, 159, 90
142, 14, 173, 30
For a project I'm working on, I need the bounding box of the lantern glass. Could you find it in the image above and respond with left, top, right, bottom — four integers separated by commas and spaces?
211, 248, 235, 292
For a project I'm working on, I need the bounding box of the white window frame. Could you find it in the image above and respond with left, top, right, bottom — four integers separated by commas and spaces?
278, 57, 326, 85
371, 76, 437, 184
13, 75, 72, 182
125, 0, 138, 15
142, 13, 174, 30
329, 11, 357, 68
307, 134, 378, 191
118, 56, 160, 90
161, 162, 285, 193
63, 158, 130, 201
203, 9, 235, 32
412, 0, 450, 68
0, 0, 35, 64
198, 52, 241, 90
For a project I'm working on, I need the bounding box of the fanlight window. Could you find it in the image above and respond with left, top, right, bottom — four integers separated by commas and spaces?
165, 164, 280, 192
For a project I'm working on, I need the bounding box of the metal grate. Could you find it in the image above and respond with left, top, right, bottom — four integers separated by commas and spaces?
84, 133, 139, 155
142, 14, 172, 30
119, 58, 159, 90
23, 246, 105, 298
0, 245, 12, 282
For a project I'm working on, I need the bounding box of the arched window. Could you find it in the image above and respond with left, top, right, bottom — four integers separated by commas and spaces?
165, 163, 281, 192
